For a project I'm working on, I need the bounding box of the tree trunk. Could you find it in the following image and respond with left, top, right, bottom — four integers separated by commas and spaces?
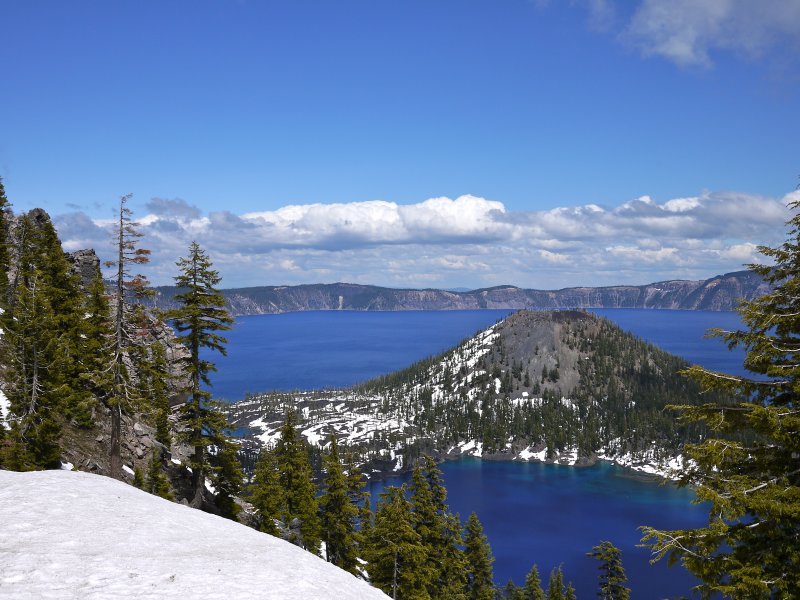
110, 405, 121, 478
190, 441, 204, 507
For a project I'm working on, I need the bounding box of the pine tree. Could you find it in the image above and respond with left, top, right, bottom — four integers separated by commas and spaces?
133, 465, 144, 488
564, 582, 577, 600
211, 438, 243, 520
250, 447, 285, 536
545, 566, 565, 600
74, 270, 114, 426
0, 213, 77, 470
587, 541, 629, 600
410, 456, 466, 600
166, 241, 233, 506
145, 448, 173, 500
503, 579, 526, 600
0, 176, 12, 302
464, 512, 495, 600
366, 485, 429, 600
524, 564, 545, 600
641, 198, 800, 599
273, 408, 321, 553
320, 435, 359, 572
105, 194, 152, 479
137, 338, 172, 448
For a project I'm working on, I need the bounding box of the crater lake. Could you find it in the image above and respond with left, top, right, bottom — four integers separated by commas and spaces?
208, 308, 746, 598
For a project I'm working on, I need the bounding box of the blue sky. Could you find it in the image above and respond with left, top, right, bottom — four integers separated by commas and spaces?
2, 1, 799, 289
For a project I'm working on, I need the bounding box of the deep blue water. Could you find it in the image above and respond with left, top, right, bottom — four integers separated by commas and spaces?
208, 308, 746, 400
367, 459, 707, 599
208, 310, 513, 401
206, 308, 748, 598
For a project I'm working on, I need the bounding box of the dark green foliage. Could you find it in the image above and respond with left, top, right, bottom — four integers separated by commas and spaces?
524, 564, 545, 600
545, 566, 565, 600
320, 435, 359, 573
503, 579, 526, 600
366, 485, 430, 600
145, 448, 173, 500
587, 541, 629, 599
250, 447, 284, 535
410, 456, 467, 600
274, 409, 321, 552
166, 241, 233, 505
0, 176, 12, 300
132, 465, 144, 488
138, 340, 172, 448
0, 213, 84, 469
564, 583, 576, 600
464, 512, 495, 600
211, 439, 243, 520
641, 199, 800, 599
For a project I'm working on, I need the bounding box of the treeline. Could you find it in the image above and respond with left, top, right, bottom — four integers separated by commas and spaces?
0, 183, 240, 517
248, 409, 630, 599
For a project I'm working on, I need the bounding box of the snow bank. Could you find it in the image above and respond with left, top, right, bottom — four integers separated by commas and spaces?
0, 470, 388, 600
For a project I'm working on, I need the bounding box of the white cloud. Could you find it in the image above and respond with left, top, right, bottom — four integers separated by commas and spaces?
53, 189, 792, 290
622, 0, 800, 67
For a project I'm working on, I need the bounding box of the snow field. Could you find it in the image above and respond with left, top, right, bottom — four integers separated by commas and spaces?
0, 470, 389, 600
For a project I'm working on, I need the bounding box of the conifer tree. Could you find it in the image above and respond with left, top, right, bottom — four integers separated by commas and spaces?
366, 485, 429, 600
166, 241, 233, 506
587, 541, 629, 600
0, 213, 77, 469
0, 176, 11, 301
320, 435, 359, 573
145, 448, 173, 500
503, 579, 526, 600
105, 194, 152, 478
136, 338, 172, 448
273, 408, 321, 552
564, 583, 576, 600
410, 456, 467, 600
74, 270, 114, 426
464, 512, 495, 600
133, 465, 144, 488
641, 197, 800, 599
545, 566, 565, 600
250, 446, 284, 536
524, 564, 545, 600
211, 438, 243, 520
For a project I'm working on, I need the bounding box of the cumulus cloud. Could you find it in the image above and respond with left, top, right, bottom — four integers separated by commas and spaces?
53, 190, 792, 290
622, 0, 800, 67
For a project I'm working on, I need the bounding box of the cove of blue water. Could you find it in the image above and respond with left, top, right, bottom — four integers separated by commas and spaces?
367, 458, 707, 599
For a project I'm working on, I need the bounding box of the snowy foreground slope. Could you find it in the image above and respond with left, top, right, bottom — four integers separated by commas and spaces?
0, 470, 388, 600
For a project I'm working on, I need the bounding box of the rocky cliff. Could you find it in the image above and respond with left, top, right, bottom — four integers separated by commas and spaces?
149, 270, 769, 316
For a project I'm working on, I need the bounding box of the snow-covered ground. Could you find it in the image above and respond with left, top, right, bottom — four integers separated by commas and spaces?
0, 470, 388, 600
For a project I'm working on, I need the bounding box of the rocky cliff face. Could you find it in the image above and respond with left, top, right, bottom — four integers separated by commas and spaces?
149, 270, 770, 316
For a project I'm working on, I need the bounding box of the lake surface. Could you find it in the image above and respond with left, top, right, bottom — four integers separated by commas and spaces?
367, 459, 706, 599
207, 308, 747, 598
208, 308, 746, 400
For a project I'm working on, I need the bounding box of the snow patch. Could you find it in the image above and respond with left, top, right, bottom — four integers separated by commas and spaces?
0, 470, 389, 599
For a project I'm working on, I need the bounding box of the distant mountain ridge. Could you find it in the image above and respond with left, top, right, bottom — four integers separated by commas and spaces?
147, 270, 769, 316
